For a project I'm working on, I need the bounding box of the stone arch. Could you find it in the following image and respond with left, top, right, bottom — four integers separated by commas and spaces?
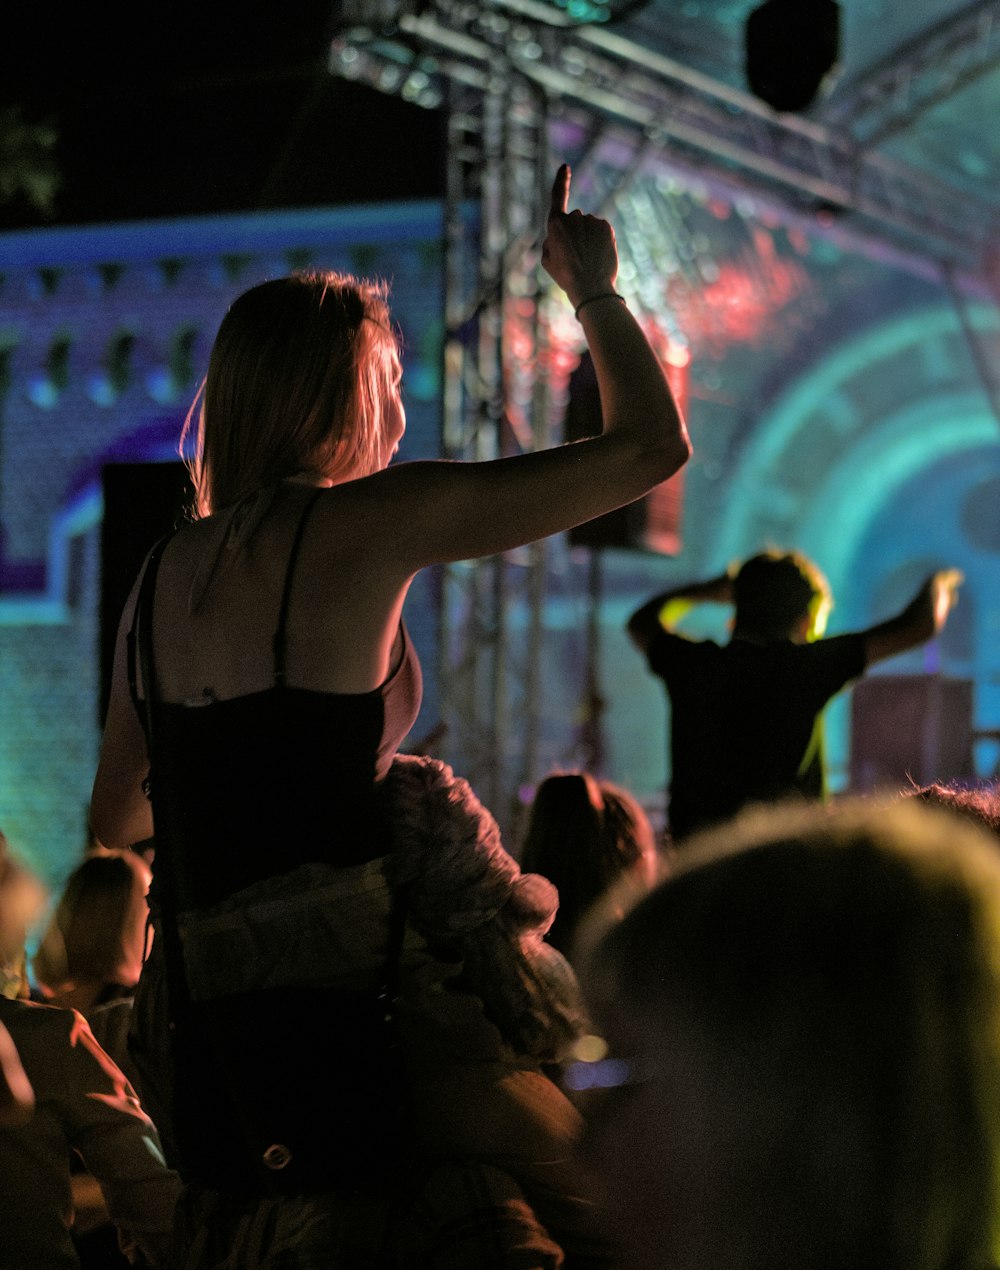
709, 302, 1000, 571
794, 393, 998, 621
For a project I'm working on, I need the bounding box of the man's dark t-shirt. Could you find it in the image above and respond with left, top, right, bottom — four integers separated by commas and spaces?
645, 630, 866, 841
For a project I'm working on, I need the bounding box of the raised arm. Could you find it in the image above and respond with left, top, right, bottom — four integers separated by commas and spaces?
380, 165, 690, 570
861, 569, 962, 669
626, 572, 734, 655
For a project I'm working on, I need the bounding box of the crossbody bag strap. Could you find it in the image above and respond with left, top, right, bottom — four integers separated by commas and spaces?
126, 534, 173, 756
384, 877, 410, 1010
125, 533, 197, 1035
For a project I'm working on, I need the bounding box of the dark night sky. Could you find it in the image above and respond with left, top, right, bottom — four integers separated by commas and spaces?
0, 2, 447, 230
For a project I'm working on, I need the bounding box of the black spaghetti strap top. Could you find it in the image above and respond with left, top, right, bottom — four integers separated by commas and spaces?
132, 489, 422, 911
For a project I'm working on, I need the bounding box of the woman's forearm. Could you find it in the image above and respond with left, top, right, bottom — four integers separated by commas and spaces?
580, 295, 689, 470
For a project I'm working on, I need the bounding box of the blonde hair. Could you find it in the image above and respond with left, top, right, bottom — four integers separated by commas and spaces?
182, 271, 399, 517
33, 848, 151, 993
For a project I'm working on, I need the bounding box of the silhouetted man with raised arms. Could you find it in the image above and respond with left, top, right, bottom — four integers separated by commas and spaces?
626, 550, 962, 844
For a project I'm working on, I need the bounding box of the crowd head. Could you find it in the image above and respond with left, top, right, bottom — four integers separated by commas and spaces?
521, 771, 658, 960
579, 796, 1000, 1270
905, 779, 1000, 839
32, 848, 151, 998
733, 549, 832, 642
0, 831, 46, 1002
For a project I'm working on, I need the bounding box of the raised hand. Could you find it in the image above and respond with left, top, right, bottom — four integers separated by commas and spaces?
929, 568, 963, 630
540, 164, 619, 310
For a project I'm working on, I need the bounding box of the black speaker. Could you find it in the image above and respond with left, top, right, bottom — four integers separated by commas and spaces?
99, 462, 194, 726
564, 350, 684, 554
745, 0, 840, 112
849, 674, 974, 794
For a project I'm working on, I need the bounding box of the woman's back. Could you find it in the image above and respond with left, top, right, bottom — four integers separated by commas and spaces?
140, 485, 422, 905
150, 482, 414, 701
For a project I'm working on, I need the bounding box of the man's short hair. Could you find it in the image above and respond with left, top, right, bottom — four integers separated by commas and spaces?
733, 550, 831, 641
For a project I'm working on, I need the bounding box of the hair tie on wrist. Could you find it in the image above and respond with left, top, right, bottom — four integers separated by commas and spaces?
574, 292, 626, 320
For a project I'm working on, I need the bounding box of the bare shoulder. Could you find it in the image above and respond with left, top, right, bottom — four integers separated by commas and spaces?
304, 466, 435, 575
316, 460, 443, 519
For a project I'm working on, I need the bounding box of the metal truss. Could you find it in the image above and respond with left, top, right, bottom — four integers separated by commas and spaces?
821, 0, 1000, 147
430, 63, 553, 824
331, 0, 999, 272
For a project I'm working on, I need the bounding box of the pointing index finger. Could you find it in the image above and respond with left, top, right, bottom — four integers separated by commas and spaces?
550, 164, 570, 217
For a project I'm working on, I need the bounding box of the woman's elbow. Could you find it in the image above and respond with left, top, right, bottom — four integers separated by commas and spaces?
643, 429, 691, 484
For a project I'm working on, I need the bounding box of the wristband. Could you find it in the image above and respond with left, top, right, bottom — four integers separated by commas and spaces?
574, 292, 626, 320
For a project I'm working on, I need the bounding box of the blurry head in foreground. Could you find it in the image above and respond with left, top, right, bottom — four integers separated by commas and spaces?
579, 798, 1000, 1270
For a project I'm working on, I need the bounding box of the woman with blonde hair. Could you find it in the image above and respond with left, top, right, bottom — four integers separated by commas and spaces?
88, 166, 688, 1265
92, 163, 686, 916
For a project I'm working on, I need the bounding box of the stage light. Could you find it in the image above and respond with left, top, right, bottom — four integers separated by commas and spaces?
745, 0, 841, 112
532, 0, 653, 23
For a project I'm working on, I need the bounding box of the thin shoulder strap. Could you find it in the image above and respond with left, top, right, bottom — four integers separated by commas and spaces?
272, 488, 324, 687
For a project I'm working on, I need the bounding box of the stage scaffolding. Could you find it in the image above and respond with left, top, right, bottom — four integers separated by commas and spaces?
435, 68, 554, 821
329, 0, 1000, 829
